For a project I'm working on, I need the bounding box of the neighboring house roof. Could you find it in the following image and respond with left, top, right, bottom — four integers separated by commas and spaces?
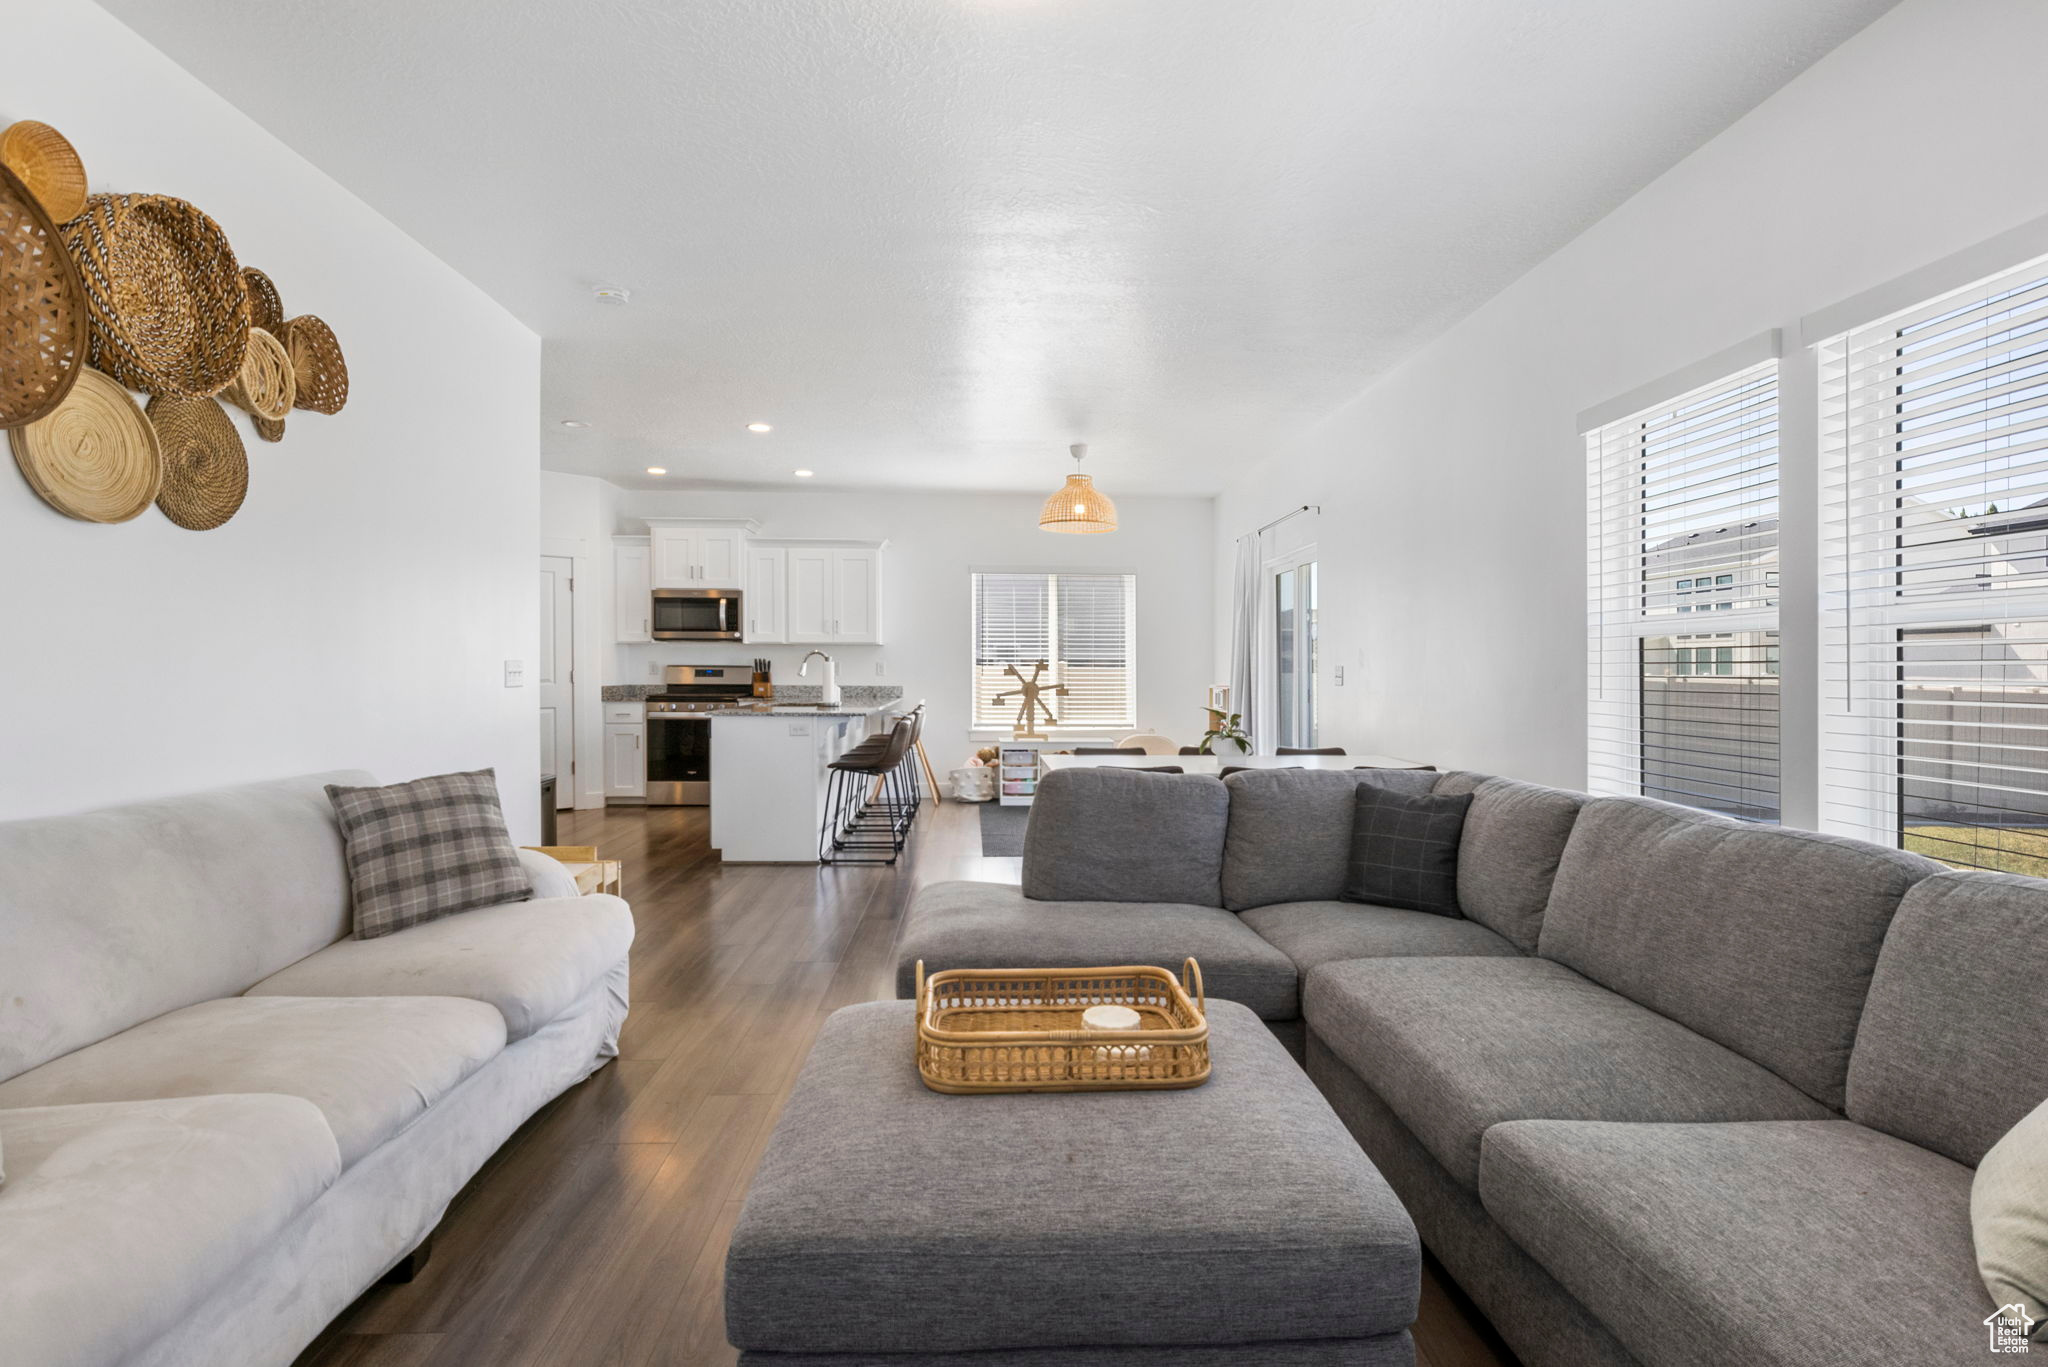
1644, 518, 1778, 573
1969, 496, 2048, 537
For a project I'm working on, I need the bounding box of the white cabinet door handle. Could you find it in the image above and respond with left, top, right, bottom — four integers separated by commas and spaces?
642, 618, 649, 635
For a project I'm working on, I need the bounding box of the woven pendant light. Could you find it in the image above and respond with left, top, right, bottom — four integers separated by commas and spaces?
1038, 443, 1118, 534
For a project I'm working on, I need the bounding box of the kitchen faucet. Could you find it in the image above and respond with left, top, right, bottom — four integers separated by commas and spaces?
799, 650, 841, 707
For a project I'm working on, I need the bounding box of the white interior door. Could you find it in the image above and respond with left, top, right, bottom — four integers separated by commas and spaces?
539, 555, 575, 807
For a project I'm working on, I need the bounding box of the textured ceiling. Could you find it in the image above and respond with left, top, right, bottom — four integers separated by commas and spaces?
100, 0, 1897, 494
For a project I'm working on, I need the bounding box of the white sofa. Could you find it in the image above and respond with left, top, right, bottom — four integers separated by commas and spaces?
0, 771, 634, 1367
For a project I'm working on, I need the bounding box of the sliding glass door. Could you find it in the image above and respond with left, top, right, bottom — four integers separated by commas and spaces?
1275, 560, 1318, 749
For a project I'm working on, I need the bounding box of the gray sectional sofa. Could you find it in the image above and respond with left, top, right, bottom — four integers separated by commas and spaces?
895, 765, 2045, 1367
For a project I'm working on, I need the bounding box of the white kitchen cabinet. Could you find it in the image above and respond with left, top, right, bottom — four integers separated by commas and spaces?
604, 723, 646, 799
744, 545, 787, 644
776, 541, 885, 644
614, 538, 651, 644
647, 520, 754, 589
829, 547, 880, 643
698, 527, 744, 587
651, 526, 695, 588
785, 546, 833, 642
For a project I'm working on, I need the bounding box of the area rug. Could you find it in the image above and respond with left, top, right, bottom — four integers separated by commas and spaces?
978, 802, 1031, 857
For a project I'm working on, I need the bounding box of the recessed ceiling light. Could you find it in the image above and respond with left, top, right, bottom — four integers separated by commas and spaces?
592, 286, 631, 305
747, 422, 773, 433
646, 467, 667, 476
793, 469, 814, 478
559, 419, 590, 429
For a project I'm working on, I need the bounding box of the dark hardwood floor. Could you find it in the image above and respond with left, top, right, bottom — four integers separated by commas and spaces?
295, 798, 1515, 1367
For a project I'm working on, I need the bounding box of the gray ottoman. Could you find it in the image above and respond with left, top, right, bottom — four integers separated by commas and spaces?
725, 998, 1419, 1366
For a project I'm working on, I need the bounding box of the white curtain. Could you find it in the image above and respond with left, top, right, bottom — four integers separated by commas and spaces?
1228, 532, 1263, 752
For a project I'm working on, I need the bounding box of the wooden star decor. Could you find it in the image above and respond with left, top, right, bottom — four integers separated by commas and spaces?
992, 659, 1067, 739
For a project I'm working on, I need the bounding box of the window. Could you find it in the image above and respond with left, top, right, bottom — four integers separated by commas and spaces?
1821, 253, 2048, 874
1588, 360, 1781, 821
971, 572, 1136, 731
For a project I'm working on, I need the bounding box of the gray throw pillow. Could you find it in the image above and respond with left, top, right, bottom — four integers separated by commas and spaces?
1022, 768, 1229, 906
1975, 1096, 2048, 1342
1343, 785, 1472, 916
325, 768, 531, 940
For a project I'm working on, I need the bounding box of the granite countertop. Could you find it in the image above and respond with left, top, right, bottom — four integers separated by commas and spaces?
705, 702, 903, 718
599, 683, 904, 709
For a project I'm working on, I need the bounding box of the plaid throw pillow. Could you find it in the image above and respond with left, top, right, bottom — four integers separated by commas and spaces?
326, 769, 531, 940
1343, 783, 1473, 917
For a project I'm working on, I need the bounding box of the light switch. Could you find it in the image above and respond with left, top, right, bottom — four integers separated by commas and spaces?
503, 660, 525, 688
1334, 665, 1345, 686
875, 659, 887, 676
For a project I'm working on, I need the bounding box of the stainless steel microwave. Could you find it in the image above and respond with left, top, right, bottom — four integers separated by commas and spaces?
651, 588, 744, 640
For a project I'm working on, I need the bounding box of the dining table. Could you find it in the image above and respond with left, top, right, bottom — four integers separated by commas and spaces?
1037, 751, 1430, 775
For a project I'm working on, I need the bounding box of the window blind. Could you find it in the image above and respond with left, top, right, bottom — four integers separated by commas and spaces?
971, 572, 1136, 730
1587, 360, 1781, 820
1820, 252, 2048, 874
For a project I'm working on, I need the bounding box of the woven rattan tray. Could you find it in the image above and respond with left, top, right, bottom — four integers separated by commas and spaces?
914, 959, 1210, 1094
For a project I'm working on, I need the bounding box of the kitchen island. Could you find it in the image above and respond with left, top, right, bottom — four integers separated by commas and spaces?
708, 702, 904, 862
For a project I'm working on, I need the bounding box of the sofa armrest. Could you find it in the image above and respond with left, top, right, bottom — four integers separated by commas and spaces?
517, 847, 581, 900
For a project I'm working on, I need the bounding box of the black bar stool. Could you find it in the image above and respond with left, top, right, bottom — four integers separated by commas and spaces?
819, 707, 924, 864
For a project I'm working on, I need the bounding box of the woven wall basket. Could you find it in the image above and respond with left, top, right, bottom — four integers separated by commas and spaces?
0, 121, 88, 224
63, 193, 249, 400
241, 266, 284, 336
282, 315, 347, 414
0, 163, 88, 429
226, 326, 295, 421
147, 395, 247, 530
9, 368, 161, 522
253, 414, 285, 444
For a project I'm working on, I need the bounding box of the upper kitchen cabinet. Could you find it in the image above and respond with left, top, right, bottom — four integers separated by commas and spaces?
744, 544, 787, 644
614, 536, 651, 644
781, 541, 886, 644
647, 519, 756, 590
830, 546, 880, 641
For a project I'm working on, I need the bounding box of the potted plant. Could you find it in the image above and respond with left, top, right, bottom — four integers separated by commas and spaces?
1199, 708, 1251, 758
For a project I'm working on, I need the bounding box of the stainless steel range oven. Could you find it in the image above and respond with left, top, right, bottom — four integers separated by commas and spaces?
643, 665, 753, 805
651, 588, 744, 640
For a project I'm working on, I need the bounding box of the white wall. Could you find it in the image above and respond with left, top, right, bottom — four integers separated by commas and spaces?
1213, 0, 2048, 807
557, 482, 1215, 769
0, 0, 543, 833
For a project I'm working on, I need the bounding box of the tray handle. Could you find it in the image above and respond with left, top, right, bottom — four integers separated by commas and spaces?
1181, 957, 1205, 1015
915, 959, 927, 1020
